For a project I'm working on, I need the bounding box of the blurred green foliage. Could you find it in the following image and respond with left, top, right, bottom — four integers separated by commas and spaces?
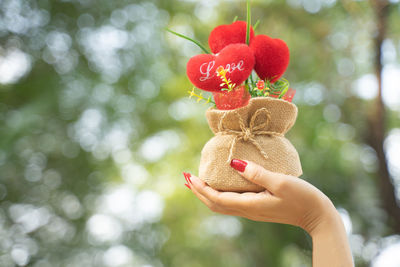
0, 0, 400, 266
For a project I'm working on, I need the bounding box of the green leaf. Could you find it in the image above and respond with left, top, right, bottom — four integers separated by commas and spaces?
165, 28, 210, 54
253, 19, 260, 31
278, 78, 290, 98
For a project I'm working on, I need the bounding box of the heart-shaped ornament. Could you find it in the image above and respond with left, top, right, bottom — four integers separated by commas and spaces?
186, 44, 255, 92
208, 21, 255, 54
250, 35, 290, 83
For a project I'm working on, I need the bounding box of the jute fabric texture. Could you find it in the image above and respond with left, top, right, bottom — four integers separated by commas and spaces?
199, 97, 302, 192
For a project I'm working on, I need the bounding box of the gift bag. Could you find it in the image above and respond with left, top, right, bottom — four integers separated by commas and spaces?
199, 97, 302, 192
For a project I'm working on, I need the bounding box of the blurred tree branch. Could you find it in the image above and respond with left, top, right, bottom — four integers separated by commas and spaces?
367, 0, 400, 233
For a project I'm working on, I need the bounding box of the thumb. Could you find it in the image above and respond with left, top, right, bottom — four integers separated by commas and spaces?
230, 159, 287, 194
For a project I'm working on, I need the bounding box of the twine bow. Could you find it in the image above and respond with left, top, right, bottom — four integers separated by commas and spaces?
217, 108, 283, 164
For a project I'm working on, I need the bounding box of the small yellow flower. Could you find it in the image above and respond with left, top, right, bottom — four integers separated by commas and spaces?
187, 87, 215, 105
188, 88, 196, 98
216, 66, 226, 76
215, 66, 235, 92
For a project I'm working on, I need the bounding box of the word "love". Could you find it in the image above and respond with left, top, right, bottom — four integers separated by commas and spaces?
199, 60, 244, 81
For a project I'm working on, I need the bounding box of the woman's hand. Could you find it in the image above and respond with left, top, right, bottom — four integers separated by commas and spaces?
186, 159, 334, 234
184, 159, 354, 267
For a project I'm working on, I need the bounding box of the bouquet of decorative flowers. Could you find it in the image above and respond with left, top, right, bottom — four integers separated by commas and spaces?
168, 2, 302, 192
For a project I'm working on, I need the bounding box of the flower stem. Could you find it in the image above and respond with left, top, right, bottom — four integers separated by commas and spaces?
246, 0, 251, 45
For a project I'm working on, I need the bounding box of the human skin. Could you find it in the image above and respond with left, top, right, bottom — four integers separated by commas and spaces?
184, 159, 354, 267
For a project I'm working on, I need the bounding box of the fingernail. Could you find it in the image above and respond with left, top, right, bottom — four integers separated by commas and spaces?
230, 159, 247, 172
186, 172, 192, 184
184, 183, 191, 190
183, 172, 189, 184
183, 172, 192, 184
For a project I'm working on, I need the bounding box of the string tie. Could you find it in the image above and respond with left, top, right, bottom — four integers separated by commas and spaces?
217, 108, 283, 163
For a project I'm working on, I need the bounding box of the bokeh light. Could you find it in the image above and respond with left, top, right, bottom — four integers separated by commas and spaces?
1, 0, 400, 266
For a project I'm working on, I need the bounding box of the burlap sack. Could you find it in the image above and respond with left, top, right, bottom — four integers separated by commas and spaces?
199, 97, 302, 192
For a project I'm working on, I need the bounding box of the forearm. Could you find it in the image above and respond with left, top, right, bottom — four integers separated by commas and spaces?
310, 207, 354, 267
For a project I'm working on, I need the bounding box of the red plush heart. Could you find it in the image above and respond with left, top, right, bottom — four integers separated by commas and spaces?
250, 35, 290, 83
186, 44, 255, 92
213, 85, 250, 110
208, 21, 255, 54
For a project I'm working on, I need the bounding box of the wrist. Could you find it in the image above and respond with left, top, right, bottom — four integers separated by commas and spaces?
300, 195, 343, 237
306, 199, 354, 267
308, 200, 344, 239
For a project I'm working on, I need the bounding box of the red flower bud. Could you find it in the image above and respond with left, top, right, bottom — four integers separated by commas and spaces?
256, 80, 265, 90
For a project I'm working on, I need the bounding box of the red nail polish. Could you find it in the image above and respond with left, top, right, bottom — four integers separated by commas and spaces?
186, 173, 192, 184
230, 159, 247, 172
184, 183, 191, 189
183, 172, 189, 183
183, 172, 192, 184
